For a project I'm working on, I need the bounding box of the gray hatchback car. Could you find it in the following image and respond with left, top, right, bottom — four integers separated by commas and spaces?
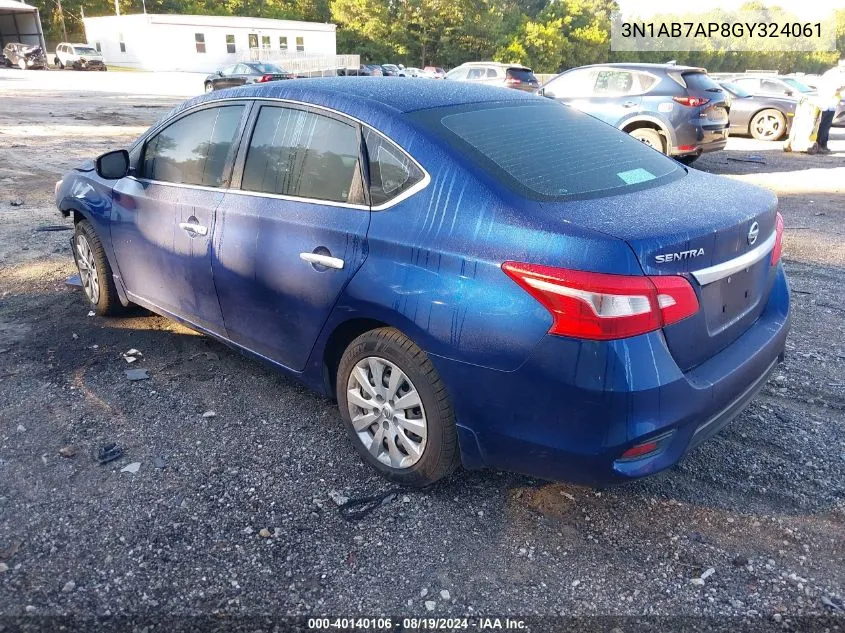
540, 63, 729, 164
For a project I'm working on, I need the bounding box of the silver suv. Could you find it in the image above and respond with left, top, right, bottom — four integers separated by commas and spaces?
445, 62, 539, 92
55, 43, 106, 71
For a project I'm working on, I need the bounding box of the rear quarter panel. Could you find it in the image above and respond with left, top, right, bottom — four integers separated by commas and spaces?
314, 114, 644, 374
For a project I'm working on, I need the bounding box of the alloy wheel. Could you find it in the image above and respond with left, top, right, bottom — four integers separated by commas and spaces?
752, 112, 784, 139
75, 234, 100, 305
346, 356, 428, 469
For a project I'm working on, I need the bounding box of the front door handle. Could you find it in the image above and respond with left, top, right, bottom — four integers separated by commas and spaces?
178, 222, 208, 236
623, 101, 638, 108
299, 252, 344, 270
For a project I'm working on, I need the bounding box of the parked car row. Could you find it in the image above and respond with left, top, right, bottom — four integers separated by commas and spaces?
2, 42, 107, 71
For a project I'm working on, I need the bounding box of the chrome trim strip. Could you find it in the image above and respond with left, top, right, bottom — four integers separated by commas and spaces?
225, 188, 370, 210
160, 96, 432, 211
690, 231, 777, 286
299, 252, 344, 269
127, 176, 225, 194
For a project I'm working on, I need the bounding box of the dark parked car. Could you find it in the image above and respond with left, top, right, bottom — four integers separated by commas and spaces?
56, 79, 789, 487
380, 64, 401, 76
3, 43, 48, 70
719, 82, 796, 141
204, 62, 293, 92
541, 63, 729, 163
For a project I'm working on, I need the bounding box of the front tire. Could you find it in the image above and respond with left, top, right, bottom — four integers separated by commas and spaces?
73, 220, 123, 316
204, 81, 214, 93
750, 109, 787, 141
337, 327, 459, 487
628, 128, 665, 154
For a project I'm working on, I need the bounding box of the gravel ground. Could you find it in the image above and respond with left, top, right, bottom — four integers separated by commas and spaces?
1, 69, 844, 630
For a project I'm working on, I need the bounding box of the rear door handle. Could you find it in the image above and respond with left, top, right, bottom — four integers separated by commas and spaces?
178, 222, 208, 236
623, 101, 638, 108
299, 252, 344, 270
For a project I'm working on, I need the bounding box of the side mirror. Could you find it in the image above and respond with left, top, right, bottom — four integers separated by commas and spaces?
96, 149, 130, 180
785, 90, 793, 96
217, 70, 223, 76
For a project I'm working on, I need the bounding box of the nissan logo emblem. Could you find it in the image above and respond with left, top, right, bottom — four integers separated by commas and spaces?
748, 221, 759, 246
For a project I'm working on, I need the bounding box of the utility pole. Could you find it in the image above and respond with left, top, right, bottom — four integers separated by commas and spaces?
55, 0, 68, 42
114, 0, 120, 16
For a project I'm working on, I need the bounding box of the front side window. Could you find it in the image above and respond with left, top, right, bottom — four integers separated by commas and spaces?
241, 106, 364, 204
364, 129, 424, 206
195, 33, 206, 53
543, 68, 597, 98
226, 34, 235, 54
142, 105, 245, 187
296, 36, 305, 52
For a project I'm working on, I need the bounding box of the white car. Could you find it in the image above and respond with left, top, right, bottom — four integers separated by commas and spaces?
55, 43, 106, 71
398, 67, 435, 78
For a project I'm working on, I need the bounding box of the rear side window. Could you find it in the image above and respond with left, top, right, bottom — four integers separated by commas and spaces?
594, 70, 634, 95
241, 106, 365, 204
363, 129, 424, 207
142, 105, 244, 187
412, 101, 683, 200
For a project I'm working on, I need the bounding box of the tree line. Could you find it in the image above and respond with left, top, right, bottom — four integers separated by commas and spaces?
29, 0, 844, 74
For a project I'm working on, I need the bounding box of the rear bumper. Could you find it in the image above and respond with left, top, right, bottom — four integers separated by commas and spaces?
670, 122, 729, 155
435, 264, 790, 486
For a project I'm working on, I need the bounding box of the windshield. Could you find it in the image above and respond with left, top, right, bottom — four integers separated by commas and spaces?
411, 101, 684, 201
721, 82, 751, 98
73, 46, 99, 55
248, 63, 286, 74
783, 77, 813, 93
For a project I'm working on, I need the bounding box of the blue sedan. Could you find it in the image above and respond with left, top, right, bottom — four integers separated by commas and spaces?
56, 78, 790, 487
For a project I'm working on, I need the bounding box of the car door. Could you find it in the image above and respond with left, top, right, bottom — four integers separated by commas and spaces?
212, 102, 370, 371
110, 102, 250, 335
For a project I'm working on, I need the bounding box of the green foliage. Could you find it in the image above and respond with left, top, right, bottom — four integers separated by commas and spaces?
26, 0, 845, 73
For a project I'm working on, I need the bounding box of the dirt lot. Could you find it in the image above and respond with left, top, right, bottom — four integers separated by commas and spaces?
1, 69, 844, 628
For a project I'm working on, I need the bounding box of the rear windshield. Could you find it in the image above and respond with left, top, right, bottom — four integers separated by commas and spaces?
249, 63, 286, 74
507, 68, 537, 82
410, 101, 683, 201
682, 71, 722, 92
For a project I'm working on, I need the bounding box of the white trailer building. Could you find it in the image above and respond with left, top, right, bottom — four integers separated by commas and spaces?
82, 13, 337, 73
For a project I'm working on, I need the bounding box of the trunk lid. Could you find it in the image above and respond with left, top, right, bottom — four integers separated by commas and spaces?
552, 168, 779, 370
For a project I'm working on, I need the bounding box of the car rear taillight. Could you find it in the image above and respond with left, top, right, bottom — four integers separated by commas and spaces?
259, 74, 274, 82
505, 78, 521, 85
672, 96, 710, 107
501, 263, 699, 340
771, 211, 784, 265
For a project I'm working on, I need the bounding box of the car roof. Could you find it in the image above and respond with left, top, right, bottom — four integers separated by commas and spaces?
182, 77, 537, 118
460, 61, 530, 69
571, 62, 705, 73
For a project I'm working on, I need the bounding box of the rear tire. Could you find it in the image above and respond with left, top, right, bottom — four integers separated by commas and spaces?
628, 128, 665, 154
73, 220, 124, 316
336, 327, 460, 487
204, 82, 214, 93
750, 108, 787, 141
